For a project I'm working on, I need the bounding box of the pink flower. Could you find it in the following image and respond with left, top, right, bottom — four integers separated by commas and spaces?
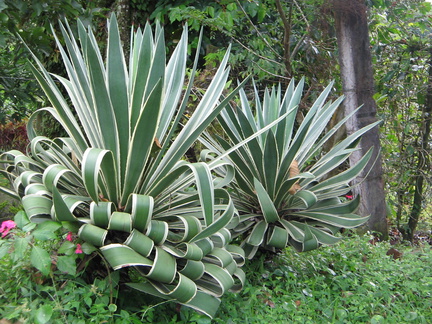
345, 195, 353, 200
0, 220, 16, 238
66, 232, 73, 242
75, 244, 83, 254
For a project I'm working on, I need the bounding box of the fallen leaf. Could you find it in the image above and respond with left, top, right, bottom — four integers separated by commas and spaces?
264, 299, 275, 308
386, 247, 403, 260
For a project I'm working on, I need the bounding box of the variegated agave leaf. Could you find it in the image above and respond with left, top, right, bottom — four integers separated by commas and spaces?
0, 15, 248, 318
202, 79, 379, 258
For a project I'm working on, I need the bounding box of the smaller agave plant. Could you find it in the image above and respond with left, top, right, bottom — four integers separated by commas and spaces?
201, 79, 380, 258
0, 15, 250, 317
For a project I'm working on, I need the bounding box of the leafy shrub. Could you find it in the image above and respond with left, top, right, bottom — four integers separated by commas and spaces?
0, 120, 29, 152
0, 213, 118, 323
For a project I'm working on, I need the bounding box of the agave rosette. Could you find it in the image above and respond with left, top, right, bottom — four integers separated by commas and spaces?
201, 79, 379, 258
0, 15, 248, 317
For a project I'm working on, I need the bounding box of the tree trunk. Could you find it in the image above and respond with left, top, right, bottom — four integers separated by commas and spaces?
333, 0, 388, 239
406, 50, 432, 241
113, 0, 131, 59
275, 0, 293, 78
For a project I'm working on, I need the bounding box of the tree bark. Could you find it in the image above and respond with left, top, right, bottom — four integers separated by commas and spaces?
113, 0, 131, 59
275, 0, 293, 78
333, 0, 388, 239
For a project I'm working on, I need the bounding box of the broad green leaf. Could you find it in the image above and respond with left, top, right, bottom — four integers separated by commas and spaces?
35, 305, 53, 324
13, 237, 29, 262
58, 240, 76, 255
81, 242, 97, 254
57, 255, 77, 275
32, 221, 62, 241
14, 210, 30, 229
31, 246, 51, 276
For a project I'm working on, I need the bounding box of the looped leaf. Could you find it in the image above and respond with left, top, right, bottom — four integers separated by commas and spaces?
211, 228, 231, 248
146, 220, 169, 245
203, 247, 234, 268
43, 164, 76, 192
163, 242, 204, 261
90, 201, 115, 228
25, 183, 51, 197
0, 15, 249, 319
124, 229, 154, 257
78, 223, 108, 246
82, 148, 118, 203
52, 186, 90, 222
108, 212, 133, 232
267, 225, 289, 249
290, 190, 318, 209
246, 220, 268, 247
165, 215, 202, 243
125, 193, 153, 232
189, 189, 235, 243
20, 170, 43, 187
196, 263, 235, 297
253, 178, 279, 223
127, 272, 197, 304
178, 259, 205, 280
22, 194, 53, 223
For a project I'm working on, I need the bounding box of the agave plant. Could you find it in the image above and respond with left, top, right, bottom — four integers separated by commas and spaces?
201, 79, 380, 258
0, 15, 249, 317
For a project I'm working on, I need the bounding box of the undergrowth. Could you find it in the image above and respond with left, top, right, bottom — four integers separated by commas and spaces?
215, 234, 432, 323
1, 225, 431, 323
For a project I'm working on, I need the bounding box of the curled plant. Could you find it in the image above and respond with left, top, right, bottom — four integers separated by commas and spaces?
0, 14, 248, 317
201, 79, 379, 258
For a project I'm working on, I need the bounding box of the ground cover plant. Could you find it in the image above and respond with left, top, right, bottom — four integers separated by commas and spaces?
2, 221, 432, 323
214, 233, 432, 324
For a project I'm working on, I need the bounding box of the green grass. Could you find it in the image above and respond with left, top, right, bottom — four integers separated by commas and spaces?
1, 230, 432, 323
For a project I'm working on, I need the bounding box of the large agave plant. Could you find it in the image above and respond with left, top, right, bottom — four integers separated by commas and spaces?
0, 15, 248, 317
201, 79, 380, 258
